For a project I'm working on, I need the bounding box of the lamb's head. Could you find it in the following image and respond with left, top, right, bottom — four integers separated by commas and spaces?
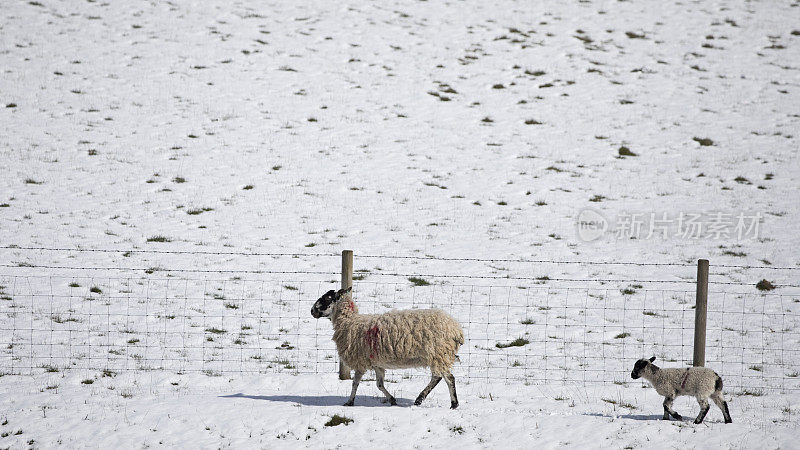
631, 356, 657, 379
311, 287, 352, 319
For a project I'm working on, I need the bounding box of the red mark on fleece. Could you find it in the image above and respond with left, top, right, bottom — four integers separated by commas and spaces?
681, 369, 690, 389
365, 325, 380, 359
346, 300, 355, 312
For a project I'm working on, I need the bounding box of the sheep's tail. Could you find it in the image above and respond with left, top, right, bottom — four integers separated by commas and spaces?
715, 374, 723, 392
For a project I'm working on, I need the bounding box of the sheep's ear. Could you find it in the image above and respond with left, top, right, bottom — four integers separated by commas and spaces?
649, 356, 656, 362
335, 286, 352, 298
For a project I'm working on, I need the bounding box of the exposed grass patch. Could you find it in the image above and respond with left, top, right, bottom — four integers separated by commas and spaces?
756, 279, 775, 291
450, 425, 465, 434
693, 137, 714, 146
146, 235, 171, 243
408, 277, 430, 286
618, 146, 637, 157
525, 69, 546, 77
589, 195, 606, 202
81, 379, 94, 385
625, 31, 646, 39
89, 286, 102, 294
187, 207, 213, 215
496, 338, 529, 348
325, 415, 353, 427
205, 328, 226, 334
520, 318, 535, 325
524, 119, 543, 125
602, 398, 637, 409
614, 332, 631, 339
172, 176, 187, 183
739, 389, 764, 397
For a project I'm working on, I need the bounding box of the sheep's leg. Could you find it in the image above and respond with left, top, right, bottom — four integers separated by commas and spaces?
344, 369, 364, 406
663, 396, 682, 420
710, 392, 732, 423
444, 373, 458, 409
694, 397, 710, 424
375, 368, 396, 406
414, 375, 442, 406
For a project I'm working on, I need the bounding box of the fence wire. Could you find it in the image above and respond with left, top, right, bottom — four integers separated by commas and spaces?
1, 272, 797, 394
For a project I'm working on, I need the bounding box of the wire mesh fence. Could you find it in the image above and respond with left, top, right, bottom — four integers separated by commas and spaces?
1, 259, 798, 394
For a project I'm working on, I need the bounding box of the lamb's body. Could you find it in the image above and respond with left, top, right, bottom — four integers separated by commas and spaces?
646, 366, 718, 399
312, 287, 464, 408
631, 357, 732, 424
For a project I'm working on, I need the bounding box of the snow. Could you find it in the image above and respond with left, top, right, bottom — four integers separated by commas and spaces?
1, 0, 799, 448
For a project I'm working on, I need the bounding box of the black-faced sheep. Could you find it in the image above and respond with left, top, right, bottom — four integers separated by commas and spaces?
311, 287, 464, 408
631, 356, 732, 424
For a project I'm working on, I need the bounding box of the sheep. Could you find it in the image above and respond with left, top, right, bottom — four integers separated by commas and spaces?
631, 356, 732, 424
311, 287, 464, 409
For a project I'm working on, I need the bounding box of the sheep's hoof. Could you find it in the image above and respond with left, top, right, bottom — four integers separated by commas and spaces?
693, 419, 703, 424
389, 398, 397, 406
343, 401, 354, 407
672, 413, 682, 421
725, 418, 732, 424
414, 399, 423, 406
450, 402, 458, 409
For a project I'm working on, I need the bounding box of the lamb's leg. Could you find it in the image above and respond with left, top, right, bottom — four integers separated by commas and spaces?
444, 373, 458, 409
663, 396, 682, 420
414, 374, 442, 406
375, 368, 396, 406
710, 392, 732, 423
694, 397, 710, 424
344, 369, 364, 406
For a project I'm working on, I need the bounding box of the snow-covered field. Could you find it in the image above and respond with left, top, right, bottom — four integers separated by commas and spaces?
2, 0, 799, 448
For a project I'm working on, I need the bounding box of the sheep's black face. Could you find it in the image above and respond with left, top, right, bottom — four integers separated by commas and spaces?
631, 356, 656, 379
311, 287, 352, 319
311, 290, 337, 319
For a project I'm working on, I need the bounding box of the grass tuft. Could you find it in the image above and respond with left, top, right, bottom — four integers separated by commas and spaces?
324, 415, 353, 427
496, 338, 529, 348
756, 279, 775, 291
692, 137, 714, 146
408, 277, 430, 286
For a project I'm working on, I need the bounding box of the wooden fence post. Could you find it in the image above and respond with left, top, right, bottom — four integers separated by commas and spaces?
693, 259, 709, 367
339, 250, 353, 380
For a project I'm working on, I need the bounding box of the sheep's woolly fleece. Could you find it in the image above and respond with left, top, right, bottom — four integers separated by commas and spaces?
330, 295, 464, 376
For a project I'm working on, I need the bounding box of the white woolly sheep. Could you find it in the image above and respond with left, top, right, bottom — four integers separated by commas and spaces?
311, 287, 465, 408
631, 356, 732, 424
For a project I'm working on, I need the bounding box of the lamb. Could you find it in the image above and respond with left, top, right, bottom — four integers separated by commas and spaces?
631, 356, 732, 424
311, 287, 464, 408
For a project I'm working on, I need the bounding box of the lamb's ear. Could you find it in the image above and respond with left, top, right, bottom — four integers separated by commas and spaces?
649, 356, 656, 362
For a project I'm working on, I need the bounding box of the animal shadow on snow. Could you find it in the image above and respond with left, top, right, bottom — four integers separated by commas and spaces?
220, 393, 415, 407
